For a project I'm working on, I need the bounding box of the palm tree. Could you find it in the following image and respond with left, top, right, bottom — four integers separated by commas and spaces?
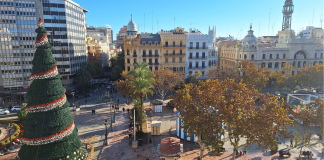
127, 62, 155, 131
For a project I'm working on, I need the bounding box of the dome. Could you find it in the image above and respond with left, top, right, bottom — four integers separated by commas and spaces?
243, 24, 256, 42
127, 15, 137, 32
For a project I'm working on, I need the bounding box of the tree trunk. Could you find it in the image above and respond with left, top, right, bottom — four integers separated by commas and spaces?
139, 94, 143, 131
232, 146, 236, 160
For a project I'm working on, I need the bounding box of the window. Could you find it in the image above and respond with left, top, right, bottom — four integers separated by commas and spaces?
202, 52, 205, 58
263, 54, 266, 59
133, 50, 136, 55
189, 62, 192, 68
297, 61, 301, 68
283, 54, 286, 59
155, 41, 158, 45
165, 41, 168, 46
321, 53, 323, 58
143, 41, 146, 45
189, 71, 192, 75
149, 50, 152, 55
127, 59, 130, 63
165, 58, 168, 62
155, 67, 158, 70
172, 50, 175, 54
244, 54, 247, 60
180, 50, 182, 54
275, 62, 279, 68
203, 42, 206, 49
127, 50, 130, 55
179, 57, 182, 63
202, 61, 205, 68
315, 53, 317, 58
127, 67, 130, 71
251, 54, 254, 60
268, 63, 272, 68
276, 54, 279, 59
173, 41, 175, 47
196, 52, 199, 58
196, 42, 199, 49
202, 71, 205, 76
143, 50, 146, 56
134, 59, 137, 64
180, 41, 183, 47
172, 57, 175, 63
190, 42, 193, 49
270, 54, 273, 59
189, 53, 193, 59
149, 42, 152, 46
155, 50, 158, 55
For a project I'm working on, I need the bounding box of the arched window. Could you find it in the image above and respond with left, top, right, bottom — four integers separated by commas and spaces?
149, 41, 152, 46
142, 41, 146, 45
321, 53, 323, 58
251, 54, 254, 60
127, 50, 130, 55
155, 41, 158, 45
143, 50, 146, 56
149, 50, 152, 55
155, 50, 158, 55
315, 53, 317, 58
180, 67, 183, 71
244, 54, 247, 60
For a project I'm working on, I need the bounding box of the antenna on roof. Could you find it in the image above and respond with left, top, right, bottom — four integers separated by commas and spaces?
152, 10, 153, 33
174, 17, 175, 29
268, 8, 271, 35
320, 14, 323, 28
312, 9, 315, 26
259, 21, 260, 37
144, 13, 145, 33
157, 20, 159, 33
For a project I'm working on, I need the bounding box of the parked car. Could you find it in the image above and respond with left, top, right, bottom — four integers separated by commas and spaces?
0, 109, 9, 115
12, 106, 21, 111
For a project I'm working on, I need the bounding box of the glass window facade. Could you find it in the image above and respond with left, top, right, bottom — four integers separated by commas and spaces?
0, 0, 38, 92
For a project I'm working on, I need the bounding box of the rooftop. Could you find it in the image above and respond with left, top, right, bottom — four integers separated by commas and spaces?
140, 34, 161, 43
159, 137, 181, 155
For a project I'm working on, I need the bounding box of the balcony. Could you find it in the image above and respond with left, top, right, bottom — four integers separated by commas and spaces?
164, 62, 186, 65
148, 62, 159, 65
164, 53, 185, 56
188, 66, 207, 70
142, 54, 159, 57
187, 47, 208, 50
163, 45, 186, 48
188, 56, 207, 60
133, 55, 137, 57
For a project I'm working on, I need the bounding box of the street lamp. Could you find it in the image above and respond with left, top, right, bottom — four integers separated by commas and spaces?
7, 123, 13, 149
71, 92, 75, 110
105, 119, 108, 145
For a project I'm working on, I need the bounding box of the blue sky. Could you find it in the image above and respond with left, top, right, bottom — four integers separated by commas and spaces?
76, 0, 323, 40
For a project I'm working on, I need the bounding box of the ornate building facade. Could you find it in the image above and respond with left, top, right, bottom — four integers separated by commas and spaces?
159, 28, 187, 75
218, 24, 324, 73
124, 16, 162, 72
186, 26, 217, 78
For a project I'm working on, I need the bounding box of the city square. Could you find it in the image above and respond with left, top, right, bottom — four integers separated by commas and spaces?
0, 0, 323, 160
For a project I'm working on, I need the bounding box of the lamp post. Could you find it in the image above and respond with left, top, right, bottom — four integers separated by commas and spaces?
71, 92, 75, 110
134, 108, 136, 142
7, 123, 13, 149
105, 119, 108, 145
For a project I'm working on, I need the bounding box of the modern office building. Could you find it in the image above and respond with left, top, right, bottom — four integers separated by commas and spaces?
87, 25, 113, 44
0, 0, 40, 103
41, 0, 88, 89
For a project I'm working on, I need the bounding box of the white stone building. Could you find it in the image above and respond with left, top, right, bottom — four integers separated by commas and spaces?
186, 26, 217, 78
219, 24, 324, 74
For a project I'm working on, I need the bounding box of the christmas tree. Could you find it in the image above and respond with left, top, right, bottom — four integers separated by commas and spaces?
18, 18, 85, 160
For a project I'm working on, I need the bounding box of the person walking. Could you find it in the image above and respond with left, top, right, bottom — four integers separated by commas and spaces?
123, 107, 125, 112
118, 99, 119, 104
290, 137, 293, 147
92, 106, 95, 115
127, 108, 130, 114
243, 146, 247, 155
149, 137, 152, 147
